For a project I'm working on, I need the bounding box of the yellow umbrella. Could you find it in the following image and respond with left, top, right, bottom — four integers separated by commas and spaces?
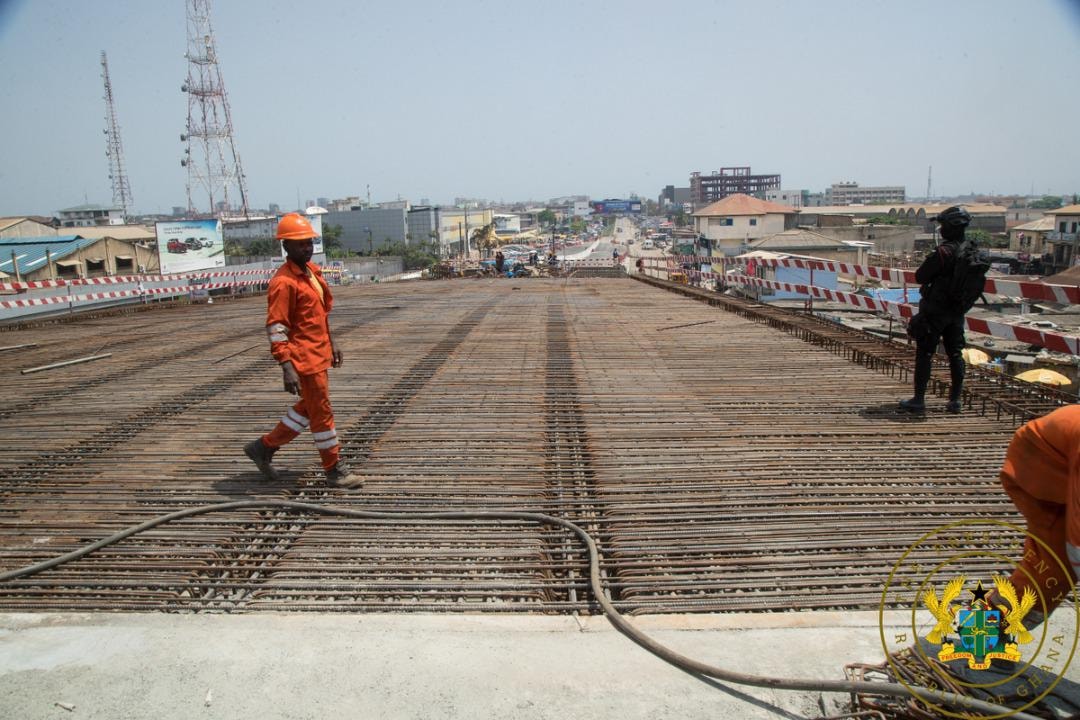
961, 347, 990, 366
1014, 368, 1072, 386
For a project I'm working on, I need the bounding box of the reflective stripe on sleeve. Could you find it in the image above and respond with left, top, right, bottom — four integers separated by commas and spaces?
267, 322, 289, 343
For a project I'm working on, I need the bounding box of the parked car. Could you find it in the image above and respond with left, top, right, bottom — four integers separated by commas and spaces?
183, 237, 202, 250
167, 239, 188, 253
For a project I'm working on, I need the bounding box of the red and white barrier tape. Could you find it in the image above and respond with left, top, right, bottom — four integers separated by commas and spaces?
0, 268, 275, 293
656, 255, 1080, 305
0, 279, 269, 310
715, 272, 1080, 355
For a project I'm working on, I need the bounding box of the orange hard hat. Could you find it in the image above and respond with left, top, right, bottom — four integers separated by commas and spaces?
276, 212, 318, 240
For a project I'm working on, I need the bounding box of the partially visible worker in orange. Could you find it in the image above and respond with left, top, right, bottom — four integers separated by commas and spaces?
989, 404, 1080, 624
244, 212, 362, 488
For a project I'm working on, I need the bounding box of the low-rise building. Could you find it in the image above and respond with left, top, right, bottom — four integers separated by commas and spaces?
765, 189, 810, 209
0, 217, 56, 239
1045, 204, 1080, 271
57, 204, 125, 227
0, 234, 158, 281
824, 182, 905, 205
1008, 217, 1053, 255
797, 203, 1006, 234
692, 193, 798, 256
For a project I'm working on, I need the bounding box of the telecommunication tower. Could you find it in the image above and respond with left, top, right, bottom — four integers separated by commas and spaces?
101, 51, 133, 219
180, 0, 249, 218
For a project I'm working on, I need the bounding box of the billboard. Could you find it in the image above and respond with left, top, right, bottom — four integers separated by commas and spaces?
278, 212, 325, 258
155, 219, 225, 274
591, 199, 643, 215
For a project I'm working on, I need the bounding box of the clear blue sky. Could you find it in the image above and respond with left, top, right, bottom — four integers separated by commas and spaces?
1, 0, 1078, 216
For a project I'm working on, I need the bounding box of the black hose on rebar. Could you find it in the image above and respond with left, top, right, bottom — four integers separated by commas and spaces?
0, 500, 1038, 720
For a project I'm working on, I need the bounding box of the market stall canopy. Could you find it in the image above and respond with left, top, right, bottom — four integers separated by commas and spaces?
1014, 368, 1071, 386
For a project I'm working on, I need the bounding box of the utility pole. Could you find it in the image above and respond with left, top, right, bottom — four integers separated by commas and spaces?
101, 51, 133, 220
463, 205, 470, 258
926, 165, 932, 201
181, 0, 249, 218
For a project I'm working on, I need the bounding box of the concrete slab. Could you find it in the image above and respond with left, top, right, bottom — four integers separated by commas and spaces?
3, 610, 1077, 720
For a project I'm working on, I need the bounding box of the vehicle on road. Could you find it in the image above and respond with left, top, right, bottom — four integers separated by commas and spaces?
642, 239, 654, 250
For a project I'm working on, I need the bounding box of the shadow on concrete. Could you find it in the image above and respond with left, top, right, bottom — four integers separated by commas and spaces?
212, 472, 303, 497
859, 403, 930, 423
679, 668, 811, 720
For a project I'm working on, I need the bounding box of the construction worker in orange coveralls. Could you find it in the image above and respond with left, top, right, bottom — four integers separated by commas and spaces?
986, 404, 1080, 626
244, 213, 362, 489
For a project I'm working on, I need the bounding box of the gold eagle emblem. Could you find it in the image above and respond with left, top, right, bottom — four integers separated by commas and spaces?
923, 575, 965, 644
991, 574, 1037, 644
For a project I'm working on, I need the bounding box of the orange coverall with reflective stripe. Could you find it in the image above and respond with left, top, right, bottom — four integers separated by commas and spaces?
260, 260, 341, 470
999, 404, 1080, 612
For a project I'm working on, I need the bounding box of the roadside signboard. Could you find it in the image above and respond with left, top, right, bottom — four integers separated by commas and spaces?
155, 219, 225, 274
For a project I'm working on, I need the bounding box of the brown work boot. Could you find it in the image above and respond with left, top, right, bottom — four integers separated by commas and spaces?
326, 462, 364, 489
243, 438, 281, 481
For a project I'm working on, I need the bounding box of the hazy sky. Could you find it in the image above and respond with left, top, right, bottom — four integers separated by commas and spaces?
1, 0, 1079, 216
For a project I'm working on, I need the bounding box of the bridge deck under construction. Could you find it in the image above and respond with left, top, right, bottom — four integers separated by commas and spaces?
0, 278, 1065, 614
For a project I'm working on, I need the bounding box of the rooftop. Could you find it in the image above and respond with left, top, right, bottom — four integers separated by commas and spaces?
1048, 204, 1080, 215
748, 227, 854, 251
693, 193, 797, 217
0, 235, 95, 276
1012, 216, 1055, 232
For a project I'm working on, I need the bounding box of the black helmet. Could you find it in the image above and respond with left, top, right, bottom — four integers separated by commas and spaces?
932, 206, 971, 228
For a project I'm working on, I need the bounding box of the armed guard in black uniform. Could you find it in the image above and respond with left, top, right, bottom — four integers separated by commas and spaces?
899, 206, 975, 414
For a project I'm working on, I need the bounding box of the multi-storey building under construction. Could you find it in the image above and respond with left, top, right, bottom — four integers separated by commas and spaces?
690, 167, 781, 207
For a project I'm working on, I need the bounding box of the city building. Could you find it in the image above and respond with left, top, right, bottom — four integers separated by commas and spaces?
1008, 217, 1053, 256
222, 216, 278, 245
57, 204, 125, 227
692, 193, 798, 256
747, 228, 864, 264
326, 197, 361, 212
323, 207, 408, 254
406, 206, 441, 248
1046, 204, 1080, 271
0, 216, 56, 239
797, 203, 1006, 234
824, 182, 905, 205
437, 208, 494, 256
689, 168, 781, 207
0, 234, 158, 281
765, 189, 810, 209
659, 186, 693, 211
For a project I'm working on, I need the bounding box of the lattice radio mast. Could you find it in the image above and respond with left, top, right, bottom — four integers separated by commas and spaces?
180, 0, 249, 218
101, 51, 133, 219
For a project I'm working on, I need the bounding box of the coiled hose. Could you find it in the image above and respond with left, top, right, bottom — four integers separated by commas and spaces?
0, 500, 1037, 720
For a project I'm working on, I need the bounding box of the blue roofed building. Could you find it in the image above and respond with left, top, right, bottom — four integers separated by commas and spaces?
0, 233, 158, 282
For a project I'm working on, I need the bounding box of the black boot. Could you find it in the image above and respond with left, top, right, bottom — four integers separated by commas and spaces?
946, 354, 965, 414
899, 350, 933, 413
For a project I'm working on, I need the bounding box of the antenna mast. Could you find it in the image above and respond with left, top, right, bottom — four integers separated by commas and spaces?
181, 0, 249, 218
101, 51, 133, 219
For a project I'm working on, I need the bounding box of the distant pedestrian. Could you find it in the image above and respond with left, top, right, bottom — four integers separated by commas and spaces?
244, 212, 363, 488
899, 206, 983, 414
495, 251, 505, 273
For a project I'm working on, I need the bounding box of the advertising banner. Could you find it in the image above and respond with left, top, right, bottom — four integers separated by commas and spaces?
155, 220, 225, 274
